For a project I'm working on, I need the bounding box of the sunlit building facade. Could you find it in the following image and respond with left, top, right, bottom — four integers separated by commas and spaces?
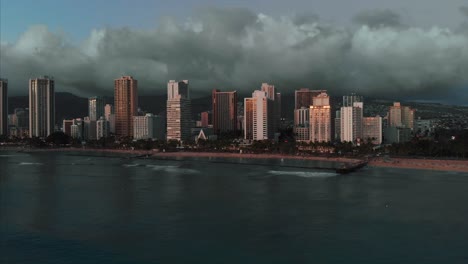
114, 76, 138, 138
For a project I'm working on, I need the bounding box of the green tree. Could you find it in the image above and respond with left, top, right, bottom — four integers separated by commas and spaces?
46, 132, 71, 146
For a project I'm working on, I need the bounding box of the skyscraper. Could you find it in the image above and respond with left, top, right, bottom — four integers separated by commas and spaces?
114, 76, 138, 138
9, 108, 29, 138
89, 96, 105, 121
243, 98, 254, 140
402, 106, 415, 130
96, 116, 109, 139
104, 104, 115, 134
295, 88, 325, 109
71, 118, 83, 139
343, 93, 363, 107
167, 80, 189, 99
0, 79, 7, 136
62, 119, 74, 136
260, 83, 281, 133
83, 117, 97, 141
389, 102, 415, 129
133, 113, 165, 140
212, 89, 238, 134
388, 102, 402, 127
166, 80, 191, 141
294, 107, 310, 142
244, 90, 274, 140
29, 76, 55, 138
200, 111, 210, 128
340, 102, 363, 143
363, 116, 382, 145
104, 104, 114, 118
334, 110, 341, 142
294, 107, 310, 126
309, 92, 331, 142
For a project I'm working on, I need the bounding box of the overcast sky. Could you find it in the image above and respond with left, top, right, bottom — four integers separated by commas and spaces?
1, 0, 468, 103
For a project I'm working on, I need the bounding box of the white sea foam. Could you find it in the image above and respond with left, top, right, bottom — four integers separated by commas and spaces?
146, 164, 199, 174
123, 164, 140, 167
268, 170, 336, 178
19, 162, 43, 166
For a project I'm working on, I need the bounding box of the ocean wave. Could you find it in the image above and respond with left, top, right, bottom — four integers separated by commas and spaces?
123, 164, 140, 167
146, 164, 199, 174
268, 170, 336, 178
19, 162, 43, 166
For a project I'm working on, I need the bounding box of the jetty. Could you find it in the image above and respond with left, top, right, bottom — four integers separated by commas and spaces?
335, 161, 368, 174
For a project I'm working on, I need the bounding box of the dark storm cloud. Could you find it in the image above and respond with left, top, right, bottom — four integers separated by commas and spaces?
352, 9, 404, 28
1, 7, 468, 101
460, 6, 468, 17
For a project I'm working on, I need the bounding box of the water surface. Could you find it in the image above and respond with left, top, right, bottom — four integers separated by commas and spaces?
1, 151, 467, 263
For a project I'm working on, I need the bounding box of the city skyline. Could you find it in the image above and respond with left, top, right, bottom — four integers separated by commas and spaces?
1, 2, 468, 104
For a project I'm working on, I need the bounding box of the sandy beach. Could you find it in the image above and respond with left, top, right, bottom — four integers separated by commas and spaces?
368, 157, 468, 173
8, 147, 360, 164
3, 147, 468, 172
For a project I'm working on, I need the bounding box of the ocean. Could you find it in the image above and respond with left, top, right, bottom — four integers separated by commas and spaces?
1, 151, 467, 264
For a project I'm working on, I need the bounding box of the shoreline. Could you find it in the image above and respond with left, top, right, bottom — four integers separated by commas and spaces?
2, 147, 468, 172
3, 147, 360, 164
368, 157, 468, 173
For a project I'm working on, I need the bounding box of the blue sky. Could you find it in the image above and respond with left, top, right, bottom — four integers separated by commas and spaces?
1, 0, 168, 42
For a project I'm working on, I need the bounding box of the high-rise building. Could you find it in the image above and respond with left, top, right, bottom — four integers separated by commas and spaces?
114, 76, 138, 138
334, 110, 341, 142
133, 113, 165, 140
402, 105, 415, 130
260, 83, 281, 133
200, 111, 210, 128
9, 108, 29, 138
0, 79, 7, 136
295, 88, 325, 109
104, 104, 115, 134
71, 118, 83, 139
244, 90, 275, 140
83, 117, 97, 141
275, 92, 282, 125
166, 80, 191, 141
212, 89, 238, 134
167, 80, 189, 99
244, 98, 254, 140
104, 104, 113, 118
388, 102, 402, 127
62, 119, 74, 136
89, 96, 105, 121
309, 92, 331, 142
340, 102, 363, 143
96, 116, 109, 139
29, 76, 55, 138
294, 107, 310, 126
388, 102, 415, 129
294, 107, 310, 142
363, 116, 382, 145
343, 93, 363, 107
384, 126, 412, 144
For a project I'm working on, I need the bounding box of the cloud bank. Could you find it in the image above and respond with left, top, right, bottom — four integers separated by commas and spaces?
1, 7, 468, 102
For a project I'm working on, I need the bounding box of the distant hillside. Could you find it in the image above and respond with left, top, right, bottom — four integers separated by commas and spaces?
8, 93, 215, 123
9, 92, 88, 122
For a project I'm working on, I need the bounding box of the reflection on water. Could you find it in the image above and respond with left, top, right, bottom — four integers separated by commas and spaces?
1, 151, 468, 264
